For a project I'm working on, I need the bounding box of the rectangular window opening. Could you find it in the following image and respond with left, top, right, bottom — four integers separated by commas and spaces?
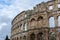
58, 4, 60, 8
49, 5, 53, 10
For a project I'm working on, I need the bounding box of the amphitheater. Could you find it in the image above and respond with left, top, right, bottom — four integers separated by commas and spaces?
11, 0, 60, 40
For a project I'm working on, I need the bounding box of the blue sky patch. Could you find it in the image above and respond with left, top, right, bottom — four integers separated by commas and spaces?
0, 0, 12, 6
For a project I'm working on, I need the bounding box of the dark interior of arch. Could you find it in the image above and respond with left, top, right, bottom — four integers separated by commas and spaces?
31, 18, 35, 22
30, 33, 35, 40
37, 32, 43, 40
37, 16, 43, 21
23, 36, 26, 40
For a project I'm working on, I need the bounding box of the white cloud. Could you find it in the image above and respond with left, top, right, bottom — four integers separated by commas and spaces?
1, 23, 7, 26
0, 0, 49, 32
0, 0, 32, 19
0, 0, 48, 20
0, 25, 2, 31
0, 0, 34, 31
0, 0, 49, 40
0, 23, 7, 31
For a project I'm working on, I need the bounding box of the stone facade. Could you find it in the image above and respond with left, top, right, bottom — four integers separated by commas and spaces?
11, 0, 60, 40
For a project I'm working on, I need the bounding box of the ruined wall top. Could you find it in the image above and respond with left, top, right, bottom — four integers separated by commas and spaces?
33, 0, 60, 13
12, 0, 60, 25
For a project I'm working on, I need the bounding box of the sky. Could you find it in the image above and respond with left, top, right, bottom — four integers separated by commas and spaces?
0, 0, 53, 40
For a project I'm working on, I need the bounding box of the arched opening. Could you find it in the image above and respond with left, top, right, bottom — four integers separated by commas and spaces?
31, 18, 35, 22
37, 32, 43, 40
49, 32, 56, 40
59, 33, 60, 40
49, 17, 55, 28
58, 4, 60, 8
20, 37, 22, 40
25, 23, 27, 31
58, 16, 60, 26
23, 36, 26, 40
30, 33, 35, 40
30, 18, 36, 26
23, 23, 25, 30
20, 24, 23, 30
15, 37, 16, 40
19, 24, 22, 31
17, 37, 18, 40
49, 5, 53, 10
20, 24, 22, 27
37, 16, 43, 21
23, 23, 27, 31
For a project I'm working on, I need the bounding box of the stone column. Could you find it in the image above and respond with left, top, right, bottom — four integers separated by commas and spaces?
35, 34, 37, 40
56, 32, 60, 40
27, 33, 30, 40
54, 16, 58, 27
53, 0, 58, 11
47, 19, 49, 27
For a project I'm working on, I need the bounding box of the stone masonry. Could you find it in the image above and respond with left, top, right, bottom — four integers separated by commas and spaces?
11, 0, 60, 40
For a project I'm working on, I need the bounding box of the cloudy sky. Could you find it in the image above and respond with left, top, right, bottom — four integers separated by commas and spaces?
0, 0, 50, 40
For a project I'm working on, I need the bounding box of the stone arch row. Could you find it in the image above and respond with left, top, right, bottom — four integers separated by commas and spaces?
30, 16, 43, 22
11, 32, 43, 40
13, 16, 44, 31
12, 35, 26, 40
30, 32, 56, 40
30, 32, 43, 40
30, 15, 60, 27
11, 32, 56, 40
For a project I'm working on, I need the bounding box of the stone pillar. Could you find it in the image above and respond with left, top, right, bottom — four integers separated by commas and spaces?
46, 14, 49, 27
53, 0, 58, 11
47, 19, 49, 27
56, 33, 60, 40
27, 33, 30, 40
35, 34, 37, 40
54, 16, 58, 27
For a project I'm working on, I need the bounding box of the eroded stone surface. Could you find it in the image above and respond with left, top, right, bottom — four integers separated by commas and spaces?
11, 0, 60, 40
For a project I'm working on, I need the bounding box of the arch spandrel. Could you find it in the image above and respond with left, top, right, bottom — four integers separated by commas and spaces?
30, 14, 38, 21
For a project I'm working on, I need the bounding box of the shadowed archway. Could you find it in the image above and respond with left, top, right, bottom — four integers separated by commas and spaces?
37, 32, 43, 40
30, 33, 35, 40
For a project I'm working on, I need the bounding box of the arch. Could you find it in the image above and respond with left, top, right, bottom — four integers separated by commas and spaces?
49, 17, 55, 28
20, 37, 22, 40
59, 32, 60, 39
49, 5, 53, 10
25, 23, 27, 31
30, 33, 35, 40
12, 38, 13, 40
23, 23, 27, 31
20, 24, 23, 30
58, 4, 60, 8
20, 24, 22, 27
37, 16, 43, 21
58, 16, 60, 26
31, 18, 35, 22
20, 24, 22, 30
23, 36, 26, 40
37, 32, 43, 40
49, 32, 56, 40
17, 37, 18, 40
15, 37, 16, 40
23, 23, 25, 30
